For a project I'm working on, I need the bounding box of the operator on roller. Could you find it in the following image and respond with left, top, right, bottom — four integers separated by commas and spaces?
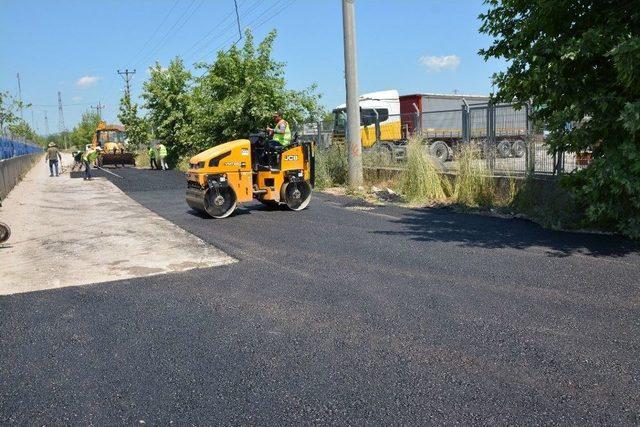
267, 111, 291, 147
82, 146, 102, 180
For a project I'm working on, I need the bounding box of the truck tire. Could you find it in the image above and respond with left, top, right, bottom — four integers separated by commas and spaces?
497, 140, 512, 158
429, 141, 450, 162
511, 140, 526, 158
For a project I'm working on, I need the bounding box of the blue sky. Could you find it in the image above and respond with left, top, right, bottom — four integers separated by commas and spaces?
0, 0, 504, 133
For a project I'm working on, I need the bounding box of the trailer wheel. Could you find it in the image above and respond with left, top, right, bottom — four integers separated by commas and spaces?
497, 141, 512, 158
429, 141, 449, 162
511, 140, 526, 158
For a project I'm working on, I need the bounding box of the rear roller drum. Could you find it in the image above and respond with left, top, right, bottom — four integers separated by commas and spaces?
281, 180, 312, 211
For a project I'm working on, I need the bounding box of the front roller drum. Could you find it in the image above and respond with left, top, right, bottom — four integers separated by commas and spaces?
186, 186, 237, 219
0, 222, 11, 244
281, 180, 312, 211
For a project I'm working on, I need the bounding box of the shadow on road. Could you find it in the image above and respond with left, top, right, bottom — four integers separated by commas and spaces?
373, 207, 640, 259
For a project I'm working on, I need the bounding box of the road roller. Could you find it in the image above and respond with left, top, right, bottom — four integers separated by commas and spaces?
186, 133, 314, 218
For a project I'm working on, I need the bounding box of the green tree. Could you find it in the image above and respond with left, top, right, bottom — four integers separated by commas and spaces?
183, 29, 321, 152
142, 57, 192, 164
118, 92, 148, 150
480, 0, 640, 238
69, 110, 101, 150
7, 120, 38, 141
0, 91, 31, 132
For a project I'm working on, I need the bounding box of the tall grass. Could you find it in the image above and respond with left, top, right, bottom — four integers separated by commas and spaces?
400, 137, 449, 204
315, 143, 348, 188
453, 144, 496, 207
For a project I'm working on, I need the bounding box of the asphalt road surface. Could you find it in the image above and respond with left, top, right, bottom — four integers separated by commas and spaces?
2, 167, 639, 424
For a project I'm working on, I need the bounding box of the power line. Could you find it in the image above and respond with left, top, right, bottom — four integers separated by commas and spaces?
197, 0, 295, 62
180, 1, 243, 61
133, 0, 204, 69
127, 0, 181, 65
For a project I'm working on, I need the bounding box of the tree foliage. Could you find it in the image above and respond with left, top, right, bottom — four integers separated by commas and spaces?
480, 0, 640, 238
118, 92, 148, 149
142, 57, 192, 163
183, 29, 321, 151
68, 110, 101, 150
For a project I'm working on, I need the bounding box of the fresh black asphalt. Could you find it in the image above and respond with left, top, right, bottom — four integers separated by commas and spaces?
2, 167, 639, 424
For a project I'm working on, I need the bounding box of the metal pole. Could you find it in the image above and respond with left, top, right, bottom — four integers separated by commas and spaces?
342, 0, 362, 187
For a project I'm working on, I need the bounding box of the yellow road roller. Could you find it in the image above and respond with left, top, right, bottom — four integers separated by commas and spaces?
186, 133, 314, 218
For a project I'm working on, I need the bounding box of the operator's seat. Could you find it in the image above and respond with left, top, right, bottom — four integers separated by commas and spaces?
265, 140, 286, 170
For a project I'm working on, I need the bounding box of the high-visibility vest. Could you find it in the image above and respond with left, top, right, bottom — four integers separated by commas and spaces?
273, 119, 291, 146
148, 147, 156, 158
82, 149, 100, 162
157, 144, 168, 157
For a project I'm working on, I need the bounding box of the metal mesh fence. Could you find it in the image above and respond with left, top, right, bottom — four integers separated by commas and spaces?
0, 136, 43, 160
298, 102, 586, 177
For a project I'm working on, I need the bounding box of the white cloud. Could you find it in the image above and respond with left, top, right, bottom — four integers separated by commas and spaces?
72, 96, 83, 101
420, 55, 461, 72
76, 76, 100, 88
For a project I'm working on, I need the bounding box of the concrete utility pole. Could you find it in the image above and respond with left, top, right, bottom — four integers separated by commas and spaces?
91, 102, 104, 119
342, 0, 362, 187
16, 73, 24, 120
117, 69, 136, 100
43, 111, 49, 136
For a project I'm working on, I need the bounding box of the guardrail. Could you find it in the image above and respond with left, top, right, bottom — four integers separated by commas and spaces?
0, 153, 41, 200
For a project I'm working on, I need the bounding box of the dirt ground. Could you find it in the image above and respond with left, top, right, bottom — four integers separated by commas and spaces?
0, 154, 235, 295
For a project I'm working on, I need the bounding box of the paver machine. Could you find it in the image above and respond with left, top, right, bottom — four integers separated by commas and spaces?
92, 121, 135, 167
186, 132, 314, 218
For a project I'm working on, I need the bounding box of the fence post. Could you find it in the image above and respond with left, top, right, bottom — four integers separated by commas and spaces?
525, 102, 534, 175
461, 99, 470, 143
412, 103, 420, 135
486, 103, 496, 171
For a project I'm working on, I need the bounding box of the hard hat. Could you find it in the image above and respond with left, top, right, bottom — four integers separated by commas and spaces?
95, 147, 103, 151
48, 142, 56, 147
274, 110, 284, 117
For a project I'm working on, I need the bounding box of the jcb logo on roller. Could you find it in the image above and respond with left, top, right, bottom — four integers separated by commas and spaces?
284, 155, 298, 161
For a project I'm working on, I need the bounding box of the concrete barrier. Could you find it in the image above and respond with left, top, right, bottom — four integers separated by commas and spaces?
0, 153, 42, 201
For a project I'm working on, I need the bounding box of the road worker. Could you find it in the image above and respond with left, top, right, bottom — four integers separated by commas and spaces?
82, 146, 102, 180
148, 144, 158, 170
267, 111, 292, 147
157, 142, 168, 170
45, 142, 62, 177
